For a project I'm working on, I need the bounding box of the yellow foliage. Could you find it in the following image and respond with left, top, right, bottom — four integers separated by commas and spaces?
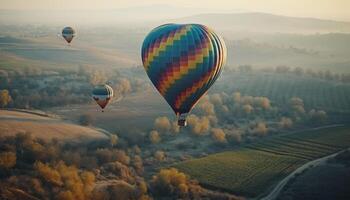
0, 89, 12, 108
154, 151, 165, 162
211, 128, 227, 143
114, 150, 130, 165
243, 104, 253, 114
56, 190, 74, 200
210, 93, 223, 105
279, 117, 293, 129
187, 115, 210, 136
154, 116, 171, 132
251, 122, 268, 136
0, 152, 16, 169
149, 130, 161, 144
34, 161, 63, 186
110, 134, 118, 147
151, 168, 189, 197
178, 183, 189, 195
198, 100, 215, 115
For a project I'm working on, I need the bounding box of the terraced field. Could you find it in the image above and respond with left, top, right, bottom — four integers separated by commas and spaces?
174, 126, 350, 198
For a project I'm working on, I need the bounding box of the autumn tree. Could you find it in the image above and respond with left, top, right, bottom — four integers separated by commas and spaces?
309, 109, 327, 124
34, 161, 63, 186
0, 152, 16, 169
154, 151, 165, 162
154, 116, 171, 133
110, 134, 118, 148
251, 122, 268, 136
226, 128, 243, 144
243, 104, 253, 114
198, 100, 215, 115
290, 97, 305, 114
0, 89, 12, 108
211, 128, 227, 143
187, 115, 210, 136
149, 130, 161, 144
279, 117, 293, 129
151, 168, 189, 197
114, 150, 130, 165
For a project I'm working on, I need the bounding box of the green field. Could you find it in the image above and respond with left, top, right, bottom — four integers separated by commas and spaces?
174, 126, 350, 198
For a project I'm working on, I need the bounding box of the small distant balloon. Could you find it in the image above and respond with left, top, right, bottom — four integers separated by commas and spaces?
62, 27, 76, 44
92, 84, 114, 112
141, 24, 227, 126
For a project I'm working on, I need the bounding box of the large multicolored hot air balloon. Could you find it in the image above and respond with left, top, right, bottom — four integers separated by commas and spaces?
62, 27, 76, 44
92, 84, 113, 112
141, 24, 227, 126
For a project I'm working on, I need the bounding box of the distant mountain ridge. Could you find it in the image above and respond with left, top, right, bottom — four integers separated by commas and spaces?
171, 12, 350, 33
1, 8, 349, 33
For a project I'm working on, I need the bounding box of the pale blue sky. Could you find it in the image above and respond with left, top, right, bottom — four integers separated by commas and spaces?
0, 0, 349, 21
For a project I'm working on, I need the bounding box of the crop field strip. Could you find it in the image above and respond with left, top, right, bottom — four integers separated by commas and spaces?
286, 126, 350, 147
174, 126, 350, 198
246, 138, 338, 159
175, 148, 304, 197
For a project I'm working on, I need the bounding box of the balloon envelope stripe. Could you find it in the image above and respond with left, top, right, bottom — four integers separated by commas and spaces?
174, 59, 218, 113
143, 26, 190, 71
157, 33, 211, 96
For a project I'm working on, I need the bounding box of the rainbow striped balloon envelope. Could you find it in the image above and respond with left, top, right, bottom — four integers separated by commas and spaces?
141, 24, 227, 126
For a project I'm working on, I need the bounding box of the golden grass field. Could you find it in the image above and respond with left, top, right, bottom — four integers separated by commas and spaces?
0, 110, 108, 143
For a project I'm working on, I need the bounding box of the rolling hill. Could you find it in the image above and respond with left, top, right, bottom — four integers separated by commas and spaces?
0, 35, 137, 70
0, 110, 108, 143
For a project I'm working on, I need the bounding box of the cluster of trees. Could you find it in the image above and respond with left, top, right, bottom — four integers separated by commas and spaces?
145, 91, 328, 154
150, 168, 239, 199
0, 66, 148, 109
150, 168, 197, 198
192, 92, 274, 140
288, 97, 328, 124
0, 132, 148, 200
144, 92, 273, 149
236, 64, 350, 83
0, 131, 236, 200
274, 66, 350, 83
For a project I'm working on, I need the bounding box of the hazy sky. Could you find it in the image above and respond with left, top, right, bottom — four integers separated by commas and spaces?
1, 0, 349, 21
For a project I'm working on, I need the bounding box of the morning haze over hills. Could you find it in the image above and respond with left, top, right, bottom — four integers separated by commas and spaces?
1, 7, 350, 32
1, 2, 350, 200
175, 12, 350, 33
